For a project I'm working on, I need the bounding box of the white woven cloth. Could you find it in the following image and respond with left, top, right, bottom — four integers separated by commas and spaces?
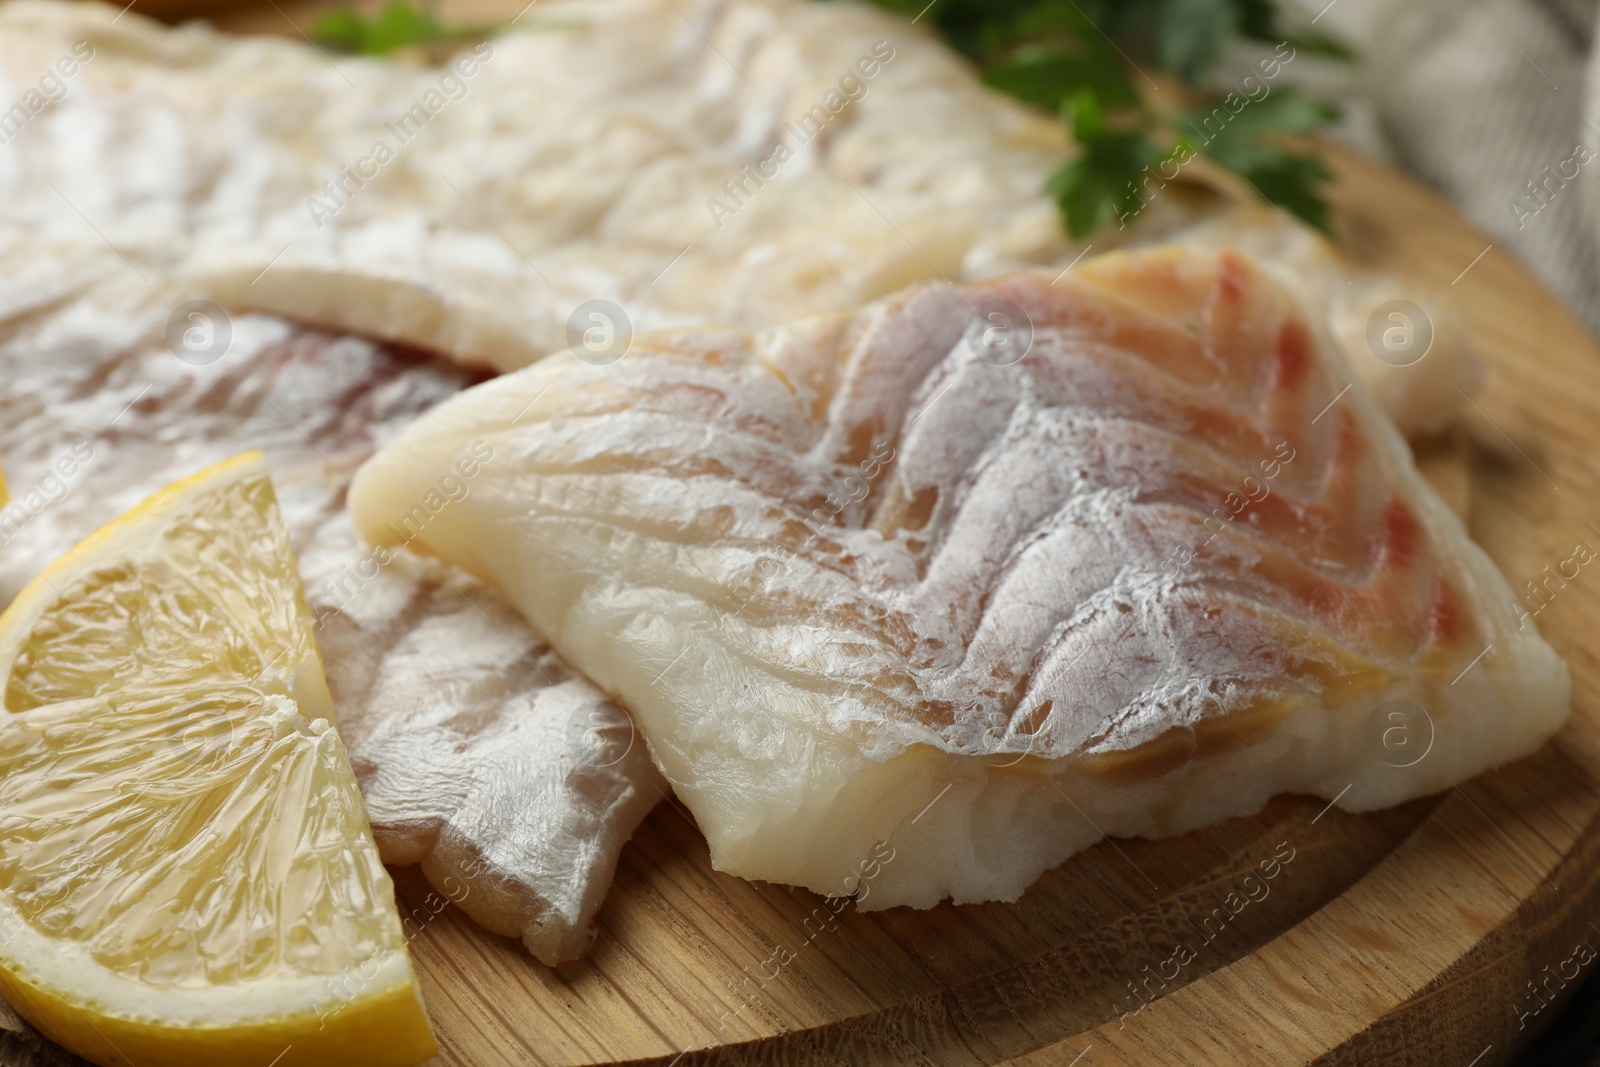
1277, 0, 1600, 334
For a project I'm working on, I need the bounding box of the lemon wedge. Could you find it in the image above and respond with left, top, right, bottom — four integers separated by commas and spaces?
0, 453, 436, 1067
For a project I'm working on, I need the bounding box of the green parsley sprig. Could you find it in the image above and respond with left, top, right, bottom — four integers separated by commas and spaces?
314, 2, 485, 55
867, 0, 1352, 238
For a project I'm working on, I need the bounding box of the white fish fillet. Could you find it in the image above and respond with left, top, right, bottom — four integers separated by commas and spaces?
0, 0, 1486, 966
0, 247, 665, 965
350, 246, 1570, 909
0, 0, 1474, 435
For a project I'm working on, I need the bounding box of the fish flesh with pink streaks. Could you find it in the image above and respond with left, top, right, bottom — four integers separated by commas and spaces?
350, 246, 1568, 907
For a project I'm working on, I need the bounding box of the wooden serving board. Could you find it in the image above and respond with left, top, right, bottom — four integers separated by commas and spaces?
28, 6, 1600, 1065
377, 154, 1589, 1066
368, 151, 1600, 1065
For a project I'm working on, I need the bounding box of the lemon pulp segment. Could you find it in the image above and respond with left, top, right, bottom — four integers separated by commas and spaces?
0, 453, 435, 1067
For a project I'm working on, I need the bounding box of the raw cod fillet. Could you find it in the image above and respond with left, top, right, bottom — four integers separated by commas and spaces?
0, 0, 1475, 436
0, 0, 1485, 962
0, 0, 1116, 370
0, 248, 664, 965
350, 246, 1570, 908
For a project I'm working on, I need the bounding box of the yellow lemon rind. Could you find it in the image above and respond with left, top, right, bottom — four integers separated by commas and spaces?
0, 451, 436, 1066
0, 940, 434, 1067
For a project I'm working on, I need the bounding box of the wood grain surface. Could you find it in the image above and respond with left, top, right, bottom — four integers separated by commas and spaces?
13, 5, 1600, 1066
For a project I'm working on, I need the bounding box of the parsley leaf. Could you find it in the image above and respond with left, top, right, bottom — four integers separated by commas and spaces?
1181, 86, 1339, 169
1048, 92, 1166, 238
314, 2, 475, 55
1179, 87, 1339, 228
983, 44, 1139, 112
1234, 148, 1336, 229
866, 0, 1350, 238
1232, 0, 1355, 60
1154, 0, 1238, 85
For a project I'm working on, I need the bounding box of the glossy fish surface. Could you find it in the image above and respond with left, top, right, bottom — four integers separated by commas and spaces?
0, 253, 664, 966
0, 0, 1474, 435
351, 246, 1569, 908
